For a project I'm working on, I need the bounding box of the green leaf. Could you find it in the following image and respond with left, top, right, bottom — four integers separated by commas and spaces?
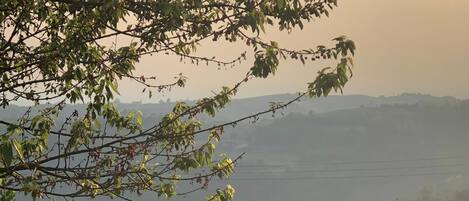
109, 81, 120, 95
136, 111, 143, 127
12, 139, 25, 163
0, 143, 13, 166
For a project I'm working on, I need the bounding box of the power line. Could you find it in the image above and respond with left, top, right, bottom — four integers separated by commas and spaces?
234, 163, 469, 174
331, 155, 469, 165
229, 171, 469, 182
237, 155, 469, 168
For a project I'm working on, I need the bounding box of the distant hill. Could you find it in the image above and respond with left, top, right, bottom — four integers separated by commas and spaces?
4, 93, 469, 201
244, 100, 469, 163
1, 93, 461, 123
218, 99, 469, 201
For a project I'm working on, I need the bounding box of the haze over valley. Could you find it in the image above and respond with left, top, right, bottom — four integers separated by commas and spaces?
4, 93, 469, 201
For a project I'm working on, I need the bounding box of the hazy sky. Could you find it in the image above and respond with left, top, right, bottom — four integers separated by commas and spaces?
117, 0, 469, 102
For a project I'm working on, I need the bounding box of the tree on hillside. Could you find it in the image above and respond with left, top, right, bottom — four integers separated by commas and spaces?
0, 0, 355, 200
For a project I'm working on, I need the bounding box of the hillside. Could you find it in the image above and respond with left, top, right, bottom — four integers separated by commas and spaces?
4, 94, 469, 201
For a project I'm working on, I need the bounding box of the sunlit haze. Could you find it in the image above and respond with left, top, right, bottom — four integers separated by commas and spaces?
115, 0, 469, 103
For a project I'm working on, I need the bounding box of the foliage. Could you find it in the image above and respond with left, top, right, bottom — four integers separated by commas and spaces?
0, 0, 355, 200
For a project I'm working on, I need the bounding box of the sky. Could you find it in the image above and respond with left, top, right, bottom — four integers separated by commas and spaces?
116, 0, 469, 103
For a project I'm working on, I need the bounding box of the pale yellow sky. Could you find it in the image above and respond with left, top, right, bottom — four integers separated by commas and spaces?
117, 0, 469, 102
